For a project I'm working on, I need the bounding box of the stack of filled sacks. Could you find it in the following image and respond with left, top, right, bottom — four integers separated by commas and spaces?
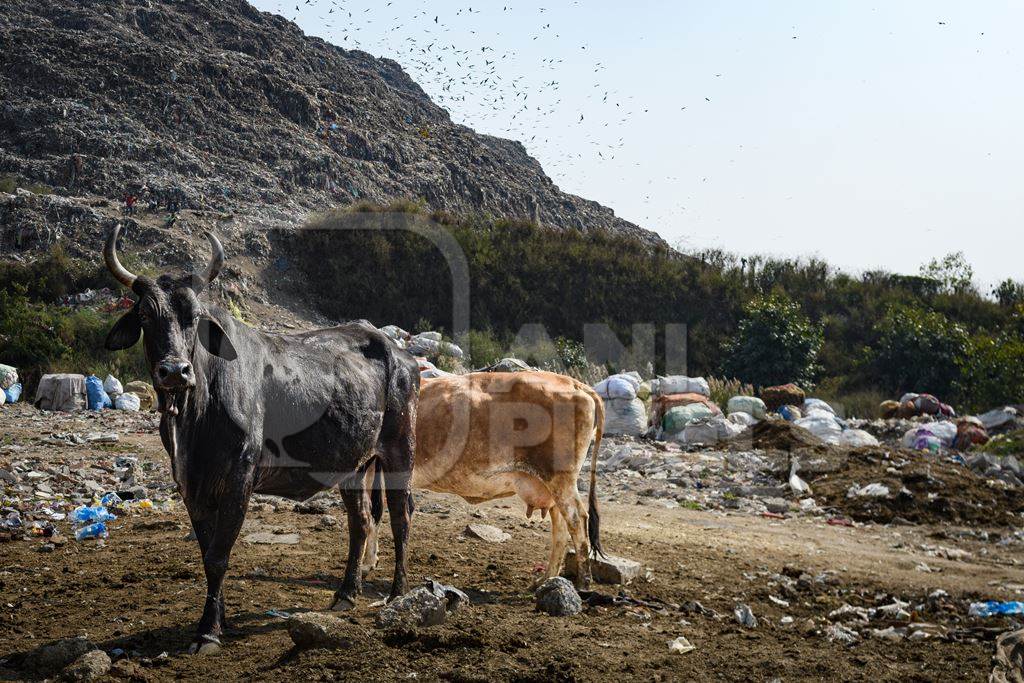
650, 376, 744, 445
593, 372, 648, 436
880, 392, 955, 420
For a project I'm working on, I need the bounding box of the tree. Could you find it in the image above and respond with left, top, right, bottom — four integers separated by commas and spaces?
866, 304, 970, 397
993, 279, 1024, 308
919, 251, 975, 295
720, 295, 822, 388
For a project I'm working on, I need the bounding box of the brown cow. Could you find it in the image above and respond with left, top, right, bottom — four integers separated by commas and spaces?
364, 371, 604, 586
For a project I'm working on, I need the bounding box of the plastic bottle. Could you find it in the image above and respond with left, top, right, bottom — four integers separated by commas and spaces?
75, 522, 109, 541
100, 492, 123, 507
70, 505, 117, 525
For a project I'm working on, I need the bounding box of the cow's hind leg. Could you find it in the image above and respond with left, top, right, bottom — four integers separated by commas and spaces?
379, 431, 414, 601
554, 484, 592, 588
541, 506, 571, 583
331, 472, 372, 611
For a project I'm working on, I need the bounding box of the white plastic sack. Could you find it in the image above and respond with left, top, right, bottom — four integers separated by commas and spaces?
417, 359, 453, 379
901, 421, 957, 449
803, 398, 835, 416
380, 325, 409, 341
114, 393, 141, 411
838, 429, 879, 448
603, 397, 647, 436
0, 364, 17, 390
418, 331, 442, 341
795, 414, 843, 444
977, 406, 1018, 431
726, 396, 767, 420
103, 374, 123, 397
0, 389, 5, 405
728, 411, 758, 427
675, 416, 745, 445
650, 375, 710, 398
899, 393, 920, 405
594, 372, 641, 400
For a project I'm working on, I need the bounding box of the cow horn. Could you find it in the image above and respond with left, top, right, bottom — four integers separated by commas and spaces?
104, 224, 137, 288
200, 231, 224, 289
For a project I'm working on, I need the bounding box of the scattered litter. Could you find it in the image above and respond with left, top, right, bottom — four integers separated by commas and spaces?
733, 603, 757, 628
667, 636, 696, 654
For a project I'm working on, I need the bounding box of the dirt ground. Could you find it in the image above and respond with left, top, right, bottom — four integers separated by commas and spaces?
2, 412, 1023, 681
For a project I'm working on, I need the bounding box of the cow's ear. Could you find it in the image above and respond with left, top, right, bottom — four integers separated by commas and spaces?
197, 316, 237, 361
105, 311, 142, 350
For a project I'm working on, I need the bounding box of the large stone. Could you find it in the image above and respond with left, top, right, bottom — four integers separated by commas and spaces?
376, 587, 448, 629
60, 650, 112, 682
535, 577, 583, 617
24, 637, 95, 676
564, 550, 642, 585
288, 612, 352, 649
464, 523, 510, 543
991, 628, 1024, 683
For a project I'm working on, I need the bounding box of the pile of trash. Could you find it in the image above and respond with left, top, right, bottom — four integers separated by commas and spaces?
380, 326, 465, 363
594, 372, 648, 436
0, 405, 172, 545
585, 437, 823, 516
30, 373, 155, 413
0, 364, 23, 406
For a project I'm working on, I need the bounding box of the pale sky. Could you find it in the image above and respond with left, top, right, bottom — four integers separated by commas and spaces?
251, 0, 1023, 290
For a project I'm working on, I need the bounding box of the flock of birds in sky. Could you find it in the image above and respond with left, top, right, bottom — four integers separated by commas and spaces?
265, 0, 969, 229
267, 0, 681, 218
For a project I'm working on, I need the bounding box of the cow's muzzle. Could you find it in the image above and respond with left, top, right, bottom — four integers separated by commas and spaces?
155, 359, 195, 390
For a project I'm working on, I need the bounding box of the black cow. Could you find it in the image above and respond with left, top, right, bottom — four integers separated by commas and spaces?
102, 225, 419, 654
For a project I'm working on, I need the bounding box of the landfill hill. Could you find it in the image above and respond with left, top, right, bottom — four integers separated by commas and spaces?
0, 0, 664, 321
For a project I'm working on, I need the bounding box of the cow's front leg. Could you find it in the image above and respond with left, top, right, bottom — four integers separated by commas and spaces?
187, 488, 250, 654
331, 478, 371, 611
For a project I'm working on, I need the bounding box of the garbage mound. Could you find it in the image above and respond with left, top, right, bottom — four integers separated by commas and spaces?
749, 420, 827, 451
810, 449, 1024, 526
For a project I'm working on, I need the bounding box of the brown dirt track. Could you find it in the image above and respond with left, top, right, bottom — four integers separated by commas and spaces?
2, 419, 1023, 681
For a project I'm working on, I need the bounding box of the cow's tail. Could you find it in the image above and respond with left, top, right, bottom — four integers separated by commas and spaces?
370, 457, 385, 526
587, 387, 606, 559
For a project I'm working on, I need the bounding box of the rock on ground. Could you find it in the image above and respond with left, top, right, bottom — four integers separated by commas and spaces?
60, 649, 111, 682
563, 550, 642, 585
24, 637, 95, 677
991, 628, 1024, 683
376, 587, 448, 629
535, 577, 583, 617
464, 523, 511, 543
288, 612, 353, 650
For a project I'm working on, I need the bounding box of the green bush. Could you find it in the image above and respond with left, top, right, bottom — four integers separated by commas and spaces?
720, 295, 822, 389
958, 333, 1024, 412
463, 329, 506, 368
866, 305, 970, 398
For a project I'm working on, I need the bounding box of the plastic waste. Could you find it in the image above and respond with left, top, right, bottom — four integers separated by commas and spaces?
667, 636, 696, 654
650, 376, 710, 398
788, 460, 812, 496
733, 603, 758, 628
100, 492, 123, 507
3, 383, 21, 403
0, 364, 17, 390
803, 398, 836, 415
75, 522, 109, 541
70, 505, 117, 525
838, 429, 880, 448
0, 389, 4, 406
594, 372, 641, 400
85, 375, 112, 411
103, 374, 123, 396
663, 403, 715, 433
726, 396, 767, 420
114, 392, 141, 411
968, 600, 1024, 617
777, 405, 802, 421
603, 397, 647, 436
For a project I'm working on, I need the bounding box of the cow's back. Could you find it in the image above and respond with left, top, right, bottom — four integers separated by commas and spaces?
413, 372, 598, 497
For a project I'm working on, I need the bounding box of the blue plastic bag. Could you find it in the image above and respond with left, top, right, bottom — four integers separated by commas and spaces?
85, 375, 112, 411
3, 383, 21, 403
969, 600, 1024, 617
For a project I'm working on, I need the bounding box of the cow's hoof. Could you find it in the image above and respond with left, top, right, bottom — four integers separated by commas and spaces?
187, 635, 222, 656
330, 595, 357, 612
360, 563, 377, 579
